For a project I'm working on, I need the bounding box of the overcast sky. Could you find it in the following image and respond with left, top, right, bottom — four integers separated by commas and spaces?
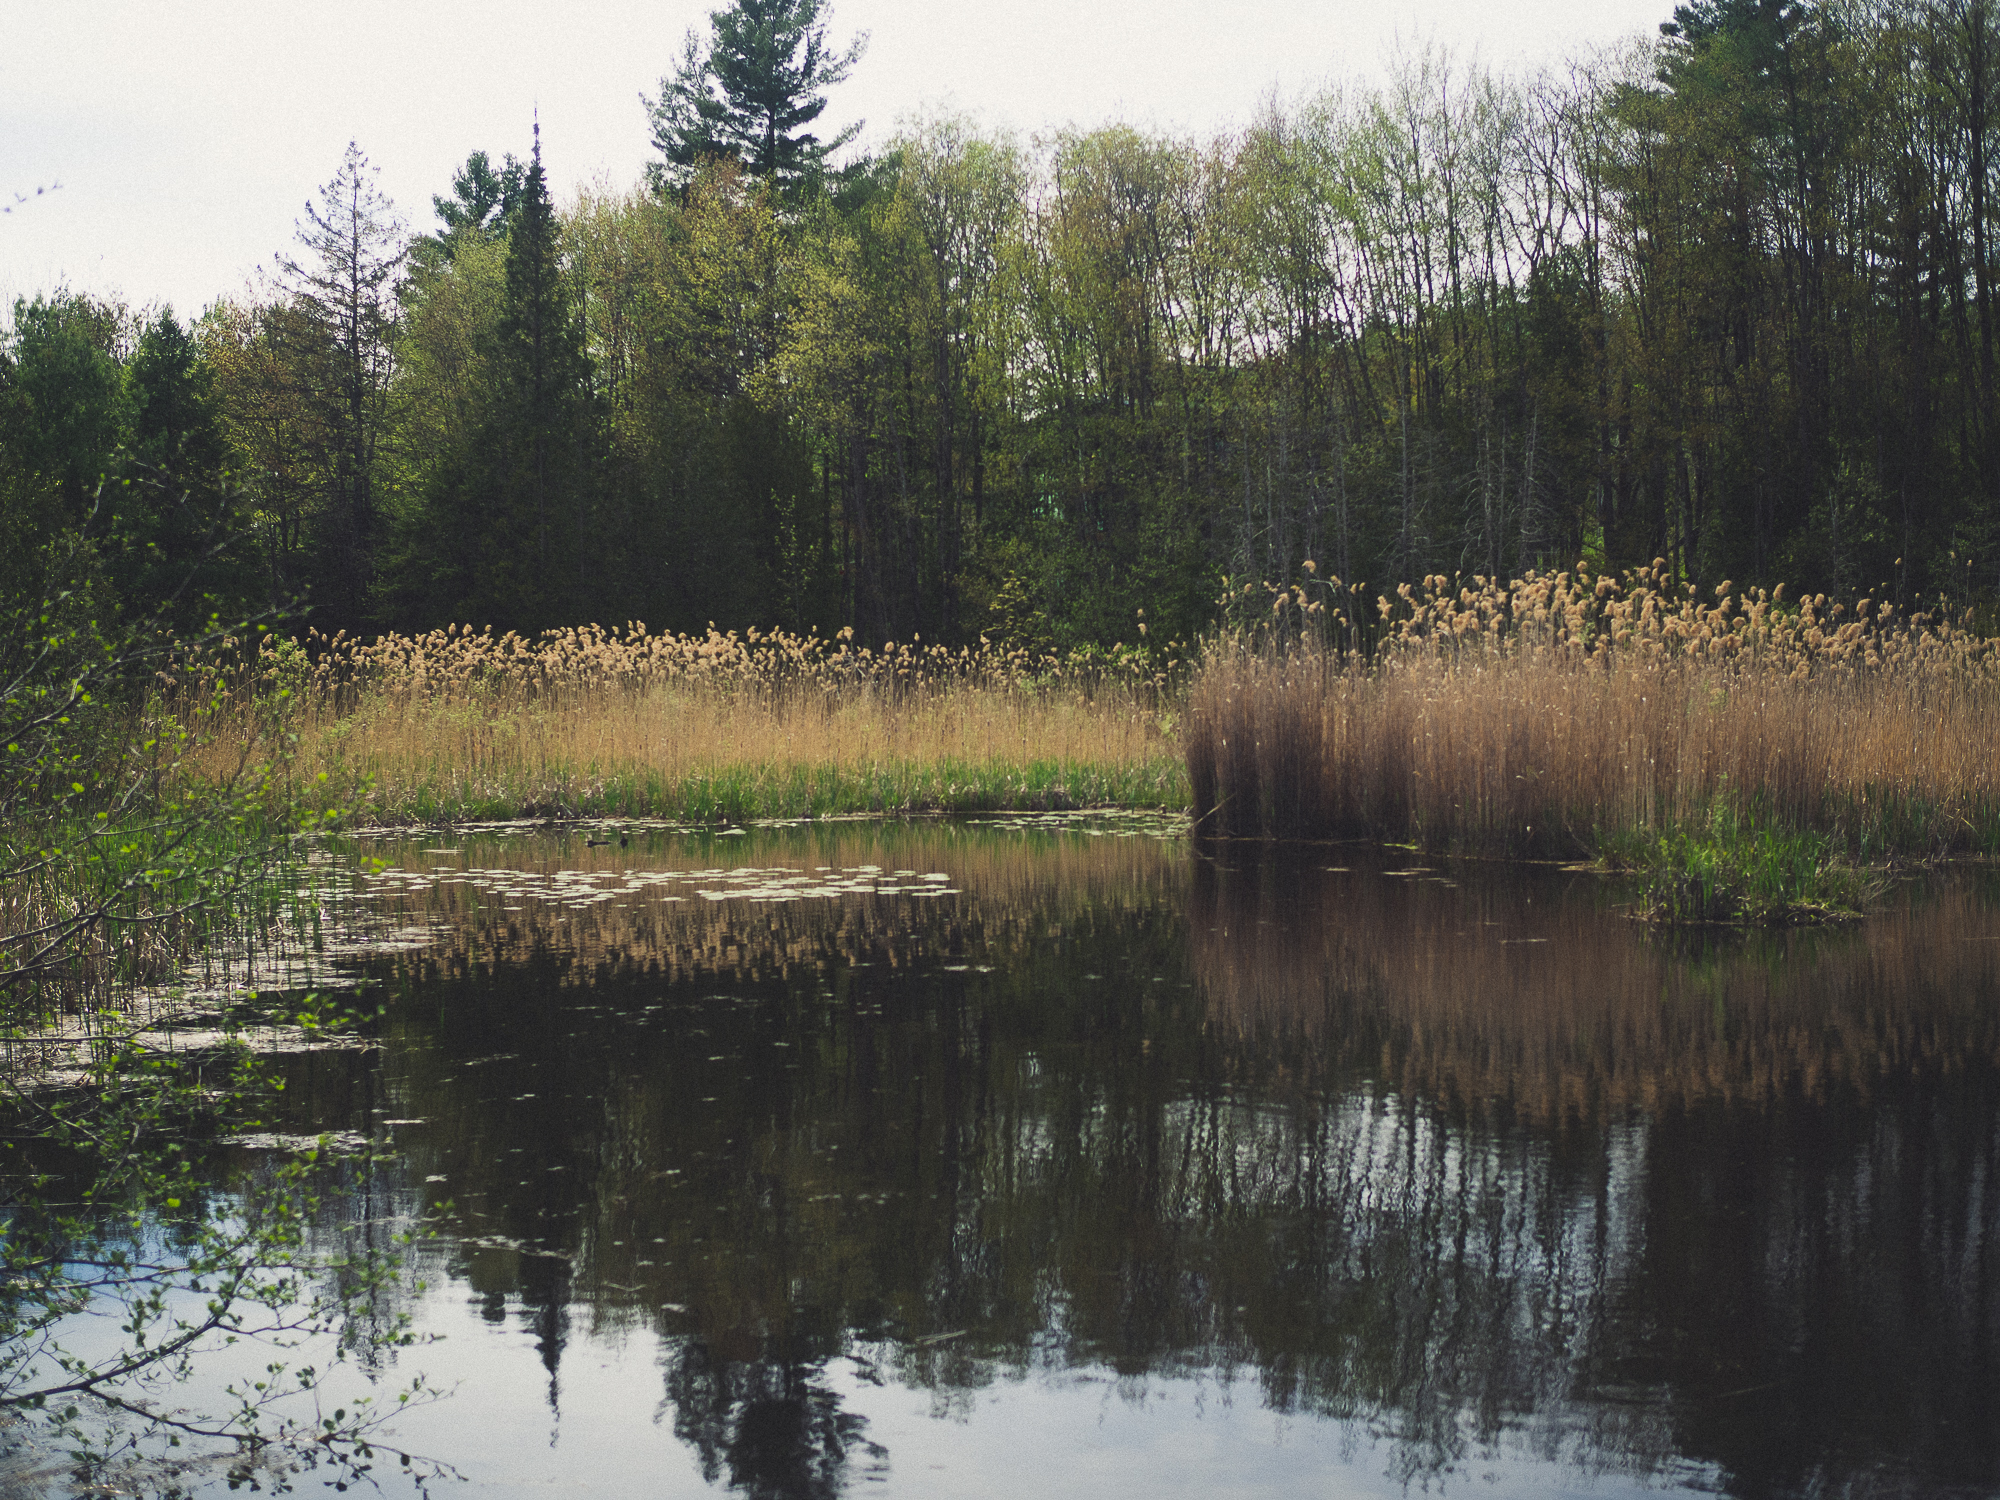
4, 0, 1669, 323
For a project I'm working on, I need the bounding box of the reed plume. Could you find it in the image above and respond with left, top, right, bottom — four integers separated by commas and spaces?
1186, 564, 2000, 856
180, 624, 1188, 823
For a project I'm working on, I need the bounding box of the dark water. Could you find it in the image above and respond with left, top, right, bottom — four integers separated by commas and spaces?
163, 820, 2000, 1495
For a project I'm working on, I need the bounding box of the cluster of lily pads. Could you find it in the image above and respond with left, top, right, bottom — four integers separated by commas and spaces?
359, 861, 961, 910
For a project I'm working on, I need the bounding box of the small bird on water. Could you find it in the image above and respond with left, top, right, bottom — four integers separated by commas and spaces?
584, 833, 630, 848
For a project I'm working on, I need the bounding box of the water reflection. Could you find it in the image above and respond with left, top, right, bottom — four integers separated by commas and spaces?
1192, 848, 2000, 1496
251, 824, 2000, 1498
1193, 850, 2000, 1115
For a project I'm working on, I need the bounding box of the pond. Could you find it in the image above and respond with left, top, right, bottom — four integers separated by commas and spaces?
58, 816, 2000, 1496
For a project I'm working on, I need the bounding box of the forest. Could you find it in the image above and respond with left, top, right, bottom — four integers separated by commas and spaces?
5, 0, 2000, 652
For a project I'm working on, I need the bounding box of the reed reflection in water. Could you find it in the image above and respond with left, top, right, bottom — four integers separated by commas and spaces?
1193, 846, 2000, 1497
250, 822, 2000, 1499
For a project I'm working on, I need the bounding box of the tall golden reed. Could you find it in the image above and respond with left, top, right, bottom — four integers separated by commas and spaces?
1186, 563, 2000, 854
187, 624, 1185, 821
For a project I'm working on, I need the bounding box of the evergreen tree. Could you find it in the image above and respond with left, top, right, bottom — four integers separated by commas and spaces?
645, 0, 867, 194
384, 123, 597, 634
404, 152, 528, 290
0, 293, 127, 610
408, 149, 531, 282
0, 292, 126, 523
494, 123, 594, 588
114, 309, 256, 632
434, 149, 529, 240
126, 310, 224, 483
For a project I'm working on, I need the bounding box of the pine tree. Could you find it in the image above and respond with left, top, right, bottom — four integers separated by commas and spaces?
389, 122, 598, 633
435, 149, 529, 240
0, 293, 125, 524
114, 309, 255, 631
645, 0, 866, 194
495, 121, 593, 584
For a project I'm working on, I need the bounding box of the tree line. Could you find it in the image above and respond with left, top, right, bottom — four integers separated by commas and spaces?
6, 0, 2000, 651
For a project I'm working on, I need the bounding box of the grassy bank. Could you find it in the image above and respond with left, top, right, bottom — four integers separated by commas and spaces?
1600, 808, 1889, 925
185, 625, 1189, 825
1187, 566, 2000, 918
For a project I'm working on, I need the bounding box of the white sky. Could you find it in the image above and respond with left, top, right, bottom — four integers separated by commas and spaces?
3, 0, 1668, 323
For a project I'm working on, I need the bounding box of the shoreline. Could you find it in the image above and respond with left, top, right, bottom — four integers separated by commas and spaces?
315, 806, 1902, 929
289, 754, 1192, 827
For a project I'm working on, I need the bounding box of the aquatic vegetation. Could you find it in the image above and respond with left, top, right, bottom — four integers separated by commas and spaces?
335, 812, 1182, 986
1186, 565, 2000, 883
1606, 807, 1889, 926
176, 625, 1189, 824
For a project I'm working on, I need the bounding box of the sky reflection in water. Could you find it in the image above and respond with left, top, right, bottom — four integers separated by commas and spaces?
225, 817, 2000, 1498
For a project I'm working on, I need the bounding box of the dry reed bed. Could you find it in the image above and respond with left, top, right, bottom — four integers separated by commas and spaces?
1188, 565, 2000, 854
184, 625, 1187, 822
0, 884, 202, 1016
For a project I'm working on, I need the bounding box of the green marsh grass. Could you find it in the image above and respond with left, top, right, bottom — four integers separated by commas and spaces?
1602, 805, 1888, 925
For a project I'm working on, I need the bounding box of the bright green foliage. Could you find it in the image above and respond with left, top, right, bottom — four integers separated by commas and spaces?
151, 4, 2000, 648
0, 560, 286, 1013
1619, 803, 1887, 924
0, 511, 441, 1486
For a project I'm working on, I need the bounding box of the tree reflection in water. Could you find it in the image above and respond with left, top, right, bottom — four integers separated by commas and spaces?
260, 824, 2000, 1498
665, 1338, 883, 1500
